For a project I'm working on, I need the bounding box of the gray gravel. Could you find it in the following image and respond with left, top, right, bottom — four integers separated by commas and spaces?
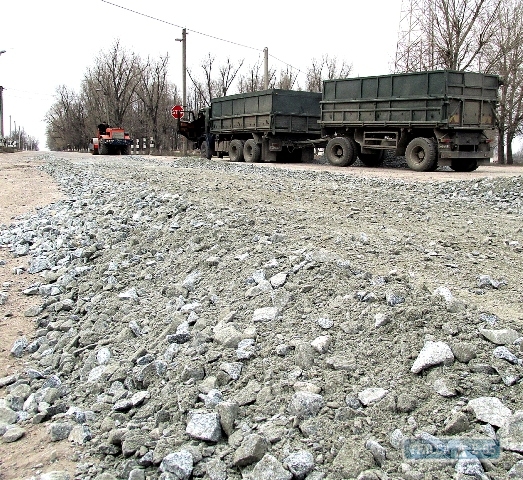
1, 153, 523, 480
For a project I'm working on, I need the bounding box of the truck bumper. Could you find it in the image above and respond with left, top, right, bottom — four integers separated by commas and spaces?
439, 151, 493, 159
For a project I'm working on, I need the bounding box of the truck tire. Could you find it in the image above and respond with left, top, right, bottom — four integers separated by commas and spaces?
326, 137, 357, 167
229, 139, 244, 162
244, 139, 261, 162
122, 146, 130, 155
358, 150, 384, 167
450, 159, 478, 172
405, 137, 437, 172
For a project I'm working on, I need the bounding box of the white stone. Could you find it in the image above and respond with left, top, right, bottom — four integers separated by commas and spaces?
96, 347, 111, 365
87, 365, 106, 383
411, 341, 454, 373
433, 286, 453, 302
269, 272, 287, 288
310, 335, 331, 354
358, 388, 388, 406
479, 328, 521, 345
185, 411, 222, 442
468, 397, 512, 427
252, 307, 278, 322
500, 411, 523, 453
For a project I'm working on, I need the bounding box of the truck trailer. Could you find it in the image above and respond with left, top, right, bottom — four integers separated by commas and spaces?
178, 70, 499, 172
179, 89, 322, 163
320, 70, 500, 171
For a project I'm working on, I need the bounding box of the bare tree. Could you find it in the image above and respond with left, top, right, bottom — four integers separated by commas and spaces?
237, 61, 276, 92
305, 55, 352, 92
135, 54, 170, 152
396, 0, 501, 71
487, 0, 523, 164
45, 86, 89, 151
219, 58, 244, 96
431, 0, 501, 70
275, 66, 299, 90
86, 40, 143, 126
188, 54, 244, 108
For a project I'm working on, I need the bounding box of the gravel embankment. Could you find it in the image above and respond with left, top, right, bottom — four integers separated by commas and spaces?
1, 153, 523, 480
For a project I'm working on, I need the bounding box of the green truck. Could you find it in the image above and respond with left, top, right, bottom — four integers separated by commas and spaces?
178, 89, 322, 163
178, 70, 500, 172
320, 70, 500, 171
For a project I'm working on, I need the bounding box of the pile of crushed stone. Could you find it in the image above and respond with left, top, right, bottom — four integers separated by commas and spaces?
0, 153, 522, 480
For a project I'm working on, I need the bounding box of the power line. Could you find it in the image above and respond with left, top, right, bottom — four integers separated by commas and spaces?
5, 88, 55, 98
101, 0, 262, 52
100, 0, 306, 76
268, 54, 304, 75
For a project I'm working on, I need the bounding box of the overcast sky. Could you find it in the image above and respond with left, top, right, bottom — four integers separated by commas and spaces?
0, 0, 403, 150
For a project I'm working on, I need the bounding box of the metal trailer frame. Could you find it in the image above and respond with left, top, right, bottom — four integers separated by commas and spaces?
320, 70, 500, 171
209, 89, 322, 162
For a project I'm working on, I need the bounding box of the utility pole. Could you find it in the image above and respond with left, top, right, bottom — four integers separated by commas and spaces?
0, 86, 4, 140
264, 48, 269, 89
0, 51, 6, 142
176, 28, 187, 156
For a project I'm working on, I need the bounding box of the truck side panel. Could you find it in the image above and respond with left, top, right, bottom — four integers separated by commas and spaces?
211, 89, 322, 136
321, 70, 498, 130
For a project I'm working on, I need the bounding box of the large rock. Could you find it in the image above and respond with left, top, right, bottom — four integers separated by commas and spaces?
250, 454, 292, 480
186, 411, 222, 442
332, 440, 374, 479
288, 391, 324, 419
159, 450, 193, 479
215, 401, 238, 437
468, 397, 512, 427
411, 341, 454, 373
0, 406, 18, 426
284, 450, 314, 479
479, 328, 521, 345
232, 434, 269, 467
500, 411, 523, 453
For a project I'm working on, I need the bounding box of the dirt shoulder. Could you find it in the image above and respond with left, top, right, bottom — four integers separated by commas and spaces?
0, 152, 75, 479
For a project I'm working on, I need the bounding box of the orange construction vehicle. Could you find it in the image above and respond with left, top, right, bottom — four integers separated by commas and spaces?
90, 123, 132, 155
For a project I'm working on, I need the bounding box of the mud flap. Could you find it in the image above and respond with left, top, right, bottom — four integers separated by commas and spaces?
262, 138, 277, 162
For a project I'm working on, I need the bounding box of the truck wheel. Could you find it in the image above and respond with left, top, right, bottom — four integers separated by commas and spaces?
405, 137, 437, 172
244, 139, 261, 162
450, 160, 478, 172
229, 140, 244, 162
326, 137, 357, 167
358, 150, 384, 167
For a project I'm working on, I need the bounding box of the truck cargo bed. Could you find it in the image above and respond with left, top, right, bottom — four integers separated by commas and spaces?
320, 70, 499, 130
211, 89, 322, 137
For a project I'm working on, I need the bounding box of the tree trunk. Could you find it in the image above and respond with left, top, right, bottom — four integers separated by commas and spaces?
497, 130, 505, 164
506, 130, 516, 165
